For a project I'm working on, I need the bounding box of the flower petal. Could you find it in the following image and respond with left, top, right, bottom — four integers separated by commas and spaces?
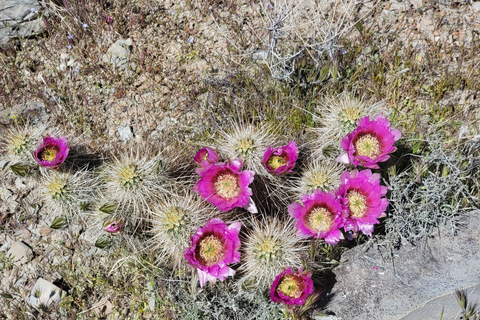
243, 197, 258, 213
336, 153, 351, 164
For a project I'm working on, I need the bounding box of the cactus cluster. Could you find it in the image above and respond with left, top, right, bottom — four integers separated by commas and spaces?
1, 98, 402, 318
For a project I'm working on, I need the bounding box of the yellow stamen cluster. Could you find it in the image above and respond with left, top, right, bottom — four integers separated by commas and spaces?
198, 235, 225, 266
306, 207, 334, 232
162, 207, 186, 232
339, 106, 362, 127
7, 135, 28, 154
236, 138, 256, 157
347, 190, 368, 218
117, 164, 141, 188
354, 134, 381, 159
40, 147, 59, 162
254, 237, 281, 263
46, 178, 68, 200
214, 173, 240, 200
266, 155, 287, 170
277, 275, 302, 299
306, 171, 332, 192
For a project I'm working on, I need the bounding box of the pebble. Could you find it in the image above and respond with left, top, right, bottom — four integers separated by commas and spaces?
118, 124, 134, 142
93, 298, 113, 316
7, 241, 33, 265
70, 224, 83, 238
22, 228, 31, 239
0, 242, 10, 252
39, 227, 52, 236
472, 2, 480, 13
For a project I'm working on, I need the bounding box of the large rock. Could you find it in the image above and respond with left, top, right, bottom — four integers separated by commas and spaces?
323, 210, 480, 319
400, 283, 480, 320
27, 278, 65, 308
0, 100, 46, 123
0, 0, 45, 45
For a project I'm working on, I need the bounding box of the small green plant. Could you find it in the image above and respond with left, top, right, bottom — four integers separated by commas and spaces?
456, 289, 479, 320
0, 252, 15, 272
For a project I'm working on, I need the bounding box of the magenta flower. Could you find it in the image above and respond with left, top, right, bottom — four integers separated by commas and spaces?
33, 137, 69, 169
194, 147, 219, 175
184, 218, 241, 287
337, 114, 401, 169
103, 219, 124, 234
288, 190, 345, 245
270, 267, 314, 306
195, 159, 257, 213
262, 141, 298, 175
337, 169, 388, 237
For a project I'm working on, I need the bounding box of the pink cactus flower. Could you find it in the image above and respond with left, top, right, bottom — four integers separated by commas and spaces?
337, 169, 388, 236
103, 219, 123, 234
33, 137, 69, 169
194, 147, 219, 175
184, 218, 242, 287
288, 190, 345, 245
270, 267, 314, 306
262, 141, 298, 175
195, 159, 257, 213
337, 114, 401, 169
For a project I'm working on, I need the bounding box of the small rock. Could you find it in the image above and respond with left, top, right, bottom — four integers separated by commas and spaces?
252, 50, 269, 61
409, 0, 423, 8
27, 278, 65, 308
14, 276, 27, 288
93, 299, 113, 317
21, 228, 31, 239
52, 254, 70, 266
0, 242, 11, 252
118, 125, 133, 142
1, 270, 13, 288
86, 247, 100, 256
473, 2, 480, 13
42, 245, 55, 256
0, 160, 8, 170
168, 101, 178, 110
157, 117, 178, 132
70, 224, 83, 237
7, 241, 33, 265
39, 227, 52, 236
49, 231, 66, 242
147, 281, 154, 291
102, 38, 134, 76
148, 296, 155, 311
